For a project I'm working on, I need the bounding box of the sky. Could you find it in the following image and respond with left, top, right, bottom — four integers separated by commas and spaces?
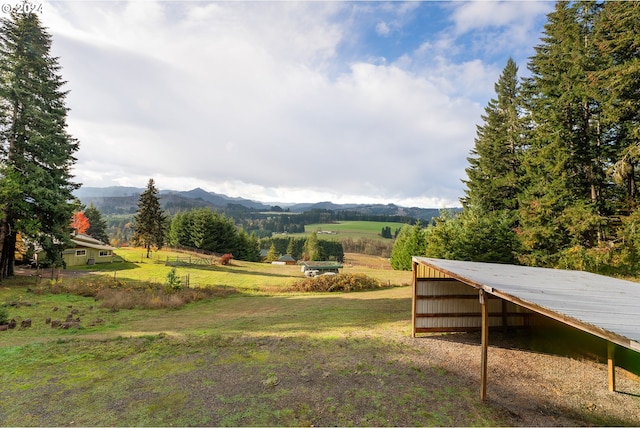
27, 0, 554, 208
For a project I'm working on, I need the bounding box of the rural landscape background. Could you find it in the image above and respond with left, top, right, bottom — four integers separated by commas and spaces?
2, 1, 640, 427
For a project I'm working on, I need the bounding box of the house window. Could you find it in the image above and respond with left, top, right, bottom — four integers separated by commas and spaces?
76, 250, 86, 257
99, 250, 111, 257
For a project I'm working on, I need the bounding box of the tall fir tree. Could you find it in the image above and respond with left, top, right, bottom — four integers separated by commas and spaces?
303, 231, 320, 261
596, 1, 640, 208
462, 58, 522, 213
132, 178, 166, 258
84, 203, 109, 243
0, 10, 79, 277
518, 1, 609, 267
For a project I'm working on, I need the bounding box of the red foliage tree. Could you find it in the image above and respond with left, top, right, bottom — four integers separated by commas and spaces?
71, 211, 90, 235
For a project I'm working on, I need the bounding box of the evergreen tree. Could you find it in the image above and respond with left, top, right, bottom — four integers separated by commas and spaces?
132, 179, 166, 258
596, 1, 640, 208
84, 203, 109, 243
518, 2, 609, 267
390, 222, 426, 270
286, 238, 297, 258
462, 58, 522, 213
168, 211, 193, 248
190, 208, 217, 250
265, 243, 278, 262
303, 231, 320, 261
0, 10, 79, 277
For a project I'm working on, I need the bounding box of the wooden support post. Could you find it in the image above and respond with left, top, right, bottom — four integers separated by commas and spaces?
501, 299, 508, 333
608, 341, 616, 393
480, 289, 489, 401
412, 261, 418, 338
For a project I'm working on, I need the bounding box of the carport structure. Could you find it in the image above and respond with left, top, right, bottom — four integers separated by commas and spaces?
412, 257, 640, 400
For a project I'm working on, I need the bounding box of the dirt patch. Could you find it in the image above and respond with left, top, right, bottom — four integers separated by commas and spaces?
13, 265, 92, 280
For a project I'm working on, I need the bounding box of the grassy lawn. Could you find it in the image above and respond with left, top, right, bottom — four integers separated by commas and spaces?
0, 248, 636, 426
67, 247, 413, 292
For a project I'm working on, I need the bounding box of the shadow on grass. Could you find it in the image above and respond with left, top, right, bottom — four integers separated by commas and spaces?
157, 262, 300, 279
69, 260, 140, 273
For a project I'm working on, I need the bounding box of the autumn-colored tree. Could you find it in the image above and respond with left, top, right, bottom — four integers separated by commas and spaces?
71, 212, 90, 235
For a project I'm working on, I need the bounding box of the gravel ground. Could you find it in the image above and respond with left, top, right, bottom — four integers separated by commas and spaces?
400, 330, 640, 426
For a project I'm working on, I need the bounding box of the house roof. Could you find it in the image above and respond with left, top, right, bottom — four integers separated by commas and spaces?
71, 234, 115, 251
413, 257, 640, 352
278, 254, 296, 262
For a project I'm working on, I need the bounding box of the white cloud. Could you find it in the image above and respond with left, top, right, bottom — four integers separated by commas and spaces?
375, 21, 391, 36
450, 1, 552, 34
39, 1, 549, 208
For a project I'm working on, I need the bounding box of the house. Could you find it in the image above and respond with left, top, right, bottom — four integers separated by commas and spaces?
272, 254, 297, 265
300, 261, 342, 276
61, 234, 116, 267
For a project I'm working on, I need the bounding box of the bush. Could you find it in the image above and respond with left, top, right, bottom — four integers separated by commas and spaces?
165, 267, 182, 291
287, 273, 385, 293
0, 306, 9, 325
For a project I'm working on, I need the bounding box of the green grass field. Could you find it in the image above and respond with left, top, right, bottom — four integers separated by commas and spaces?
284, 220, 407, 241
0, 248, 636, 426
68, 247, 412, 291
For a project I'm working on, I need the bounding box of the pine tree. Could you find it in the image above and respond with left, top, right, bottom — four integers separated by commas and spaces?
132, 179, 166, 258
303, 231, 320, 261
286, 238, 296, 258
0, 10, 79, 277
265, 243, 278, 262
84, 203, 109, 243
596, 1, 640, 207
390, 222, 426, 270
462, 58, 522, 213
518, 2, 609, 267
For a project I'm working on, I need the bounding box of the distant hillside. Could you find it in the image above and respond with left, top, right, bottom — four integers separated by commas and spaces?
74, 186, 452, 220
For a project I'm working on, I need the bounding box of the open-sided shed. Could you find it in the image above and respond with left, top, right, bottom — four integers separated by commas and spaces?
412, 257, 640, 400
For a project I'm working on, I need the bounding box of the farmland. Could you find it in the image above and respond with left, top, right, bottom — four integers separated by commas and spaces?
0, 249, 639, 426
292, 220, 407, 241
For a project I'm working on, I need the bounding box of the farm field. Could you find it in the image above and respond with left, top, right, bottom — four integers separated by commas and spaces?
0, 248, 639, 426
68, 248, 413, 291
284, 220, 408, 241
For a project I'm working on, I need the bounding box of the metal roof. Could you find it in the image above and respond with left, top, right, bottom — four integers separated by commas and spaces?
413, 257, 640, 352
71, 233, 115, 251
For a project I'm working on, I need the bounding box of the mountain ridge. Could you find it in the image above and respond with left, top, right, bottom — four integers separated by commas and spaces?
74, 186, 448, 220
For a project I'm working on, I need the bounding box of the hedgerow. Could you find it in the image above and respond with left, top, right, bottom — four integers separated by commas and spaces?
287, 273, 385, 293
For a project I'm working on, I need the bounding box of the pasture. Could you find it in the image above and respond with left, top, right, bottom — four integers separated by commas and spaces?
285, 220, 408, 241
0, 249, 639, 426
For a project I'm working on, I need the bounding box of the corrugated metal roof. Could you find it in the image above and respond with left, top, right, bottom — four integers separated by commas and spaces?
413, 257, 640, 352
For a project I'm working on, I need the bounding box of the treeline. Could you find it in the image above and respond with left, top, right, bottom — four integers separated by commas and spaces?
261, 235, 344, 262
168, 208, 261, 262
342, 238, 394, 258
392, 2, 640, 274
103, 207, 417, 243
238, 209, 417, 238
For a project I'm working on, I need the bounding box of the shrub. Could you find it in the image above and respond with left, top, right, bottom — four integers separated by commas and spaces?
165, 267, 182, 291
287, 273, 385, 293
0, 306, 9, 325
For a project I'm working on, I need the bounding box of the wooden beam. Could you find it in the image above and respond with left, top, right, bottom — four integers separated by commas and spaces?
608, 341, 616, 392
412, 261, 418, 338
480, 289, 488, 401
